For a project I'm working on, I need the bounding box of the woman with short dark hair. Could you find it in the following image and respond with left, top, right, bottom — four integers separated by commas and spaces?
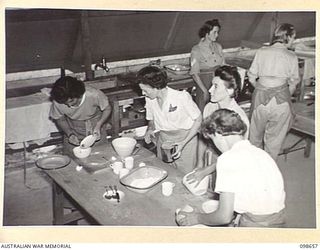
137, 66, 202, 174
190, 19, 225, 111
187, 65, 250, 186
50, 76, 111, 154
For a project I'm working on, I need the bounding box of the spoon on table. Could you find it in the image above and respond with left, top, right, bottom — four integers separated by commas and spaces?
114, 185, 120, 203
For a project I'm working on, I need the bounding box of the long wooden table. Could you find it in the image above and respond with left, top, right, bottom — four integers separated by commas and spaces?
44, 143, 209, 226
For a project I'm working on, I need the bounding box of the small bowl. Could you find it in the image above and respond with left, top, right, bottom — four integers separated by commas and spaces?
73, 146, 92, 159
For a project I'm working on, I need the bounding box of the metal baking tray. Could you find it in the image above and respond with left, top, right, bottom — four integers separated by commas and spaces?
120, 166, 168, 193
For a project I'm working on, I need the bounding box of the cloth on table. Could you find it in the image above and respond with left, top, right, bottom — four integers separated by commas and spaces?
6, 92, 58, 146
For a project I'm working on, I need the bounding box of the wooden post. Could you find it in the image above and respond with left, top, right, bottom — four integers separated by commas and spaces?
80, 10, 94, 80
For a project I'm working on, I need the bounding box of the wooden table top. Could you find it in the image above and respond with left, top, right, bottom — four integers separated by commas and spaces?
44, 143, 209, 226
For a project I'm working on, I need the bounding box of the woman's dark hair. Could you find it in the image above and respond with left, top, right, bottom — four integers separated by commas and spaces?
137, 66, 168, 89
198, 19, 221, 38
214, 65, 241, 98
271, 23, 296, 45
201, 109, 247, 138
50, 76, 85, 104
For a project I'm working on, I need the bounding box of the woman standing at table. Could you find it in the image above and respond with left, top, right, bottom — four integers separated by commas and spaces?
190, 19, 225, 111
248, 23, 300, 160
50, 76, 112, 154
138, 66, 202, 174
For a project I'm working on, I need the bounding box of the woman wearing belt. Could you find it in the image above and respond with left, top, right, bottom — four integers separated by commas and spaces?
138, 66, 202, 174
248, 23, 300, 160
190, 19, 225, 111
50, 76, 112, 155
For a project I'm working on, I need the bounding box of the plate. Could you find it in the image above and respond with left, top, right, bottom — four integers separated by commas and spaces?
80, 134, 97, 149
164, 64, 190, 75
35, 155, 71, 170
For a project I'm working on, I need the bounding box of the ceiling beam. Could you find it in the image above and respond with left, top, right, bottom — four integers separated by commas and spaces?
164, 12, 181, 51
243, 12, 265, 41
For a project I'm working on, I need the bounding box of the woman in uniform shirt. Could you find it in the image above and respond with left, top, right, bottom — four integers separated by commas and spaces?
248, 23, 300, 160
190, 19, 225, 111
138, 66, 202, 174
50, 76, 112, 155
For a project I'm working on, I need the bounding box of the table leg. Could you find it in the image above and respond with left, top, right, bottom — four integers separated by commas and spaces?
52, 181, 64, 225
304, 137, 312, 158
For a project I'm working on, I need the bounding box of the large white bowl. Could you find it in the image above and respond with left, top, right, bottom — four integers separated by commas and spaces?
73, 146, 92, 159
182, 170, 209, 196
112, 137, 137, 158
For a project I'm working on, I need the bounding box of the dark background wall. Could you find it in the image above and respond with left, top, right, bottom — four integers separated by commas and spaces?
6, 9, 315, 73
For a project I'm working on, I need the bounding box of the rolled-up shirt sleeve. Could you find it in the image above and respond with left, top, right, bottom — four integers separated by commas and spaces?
248, 51, 259, 79
290, 55, 300, 81
49, 101, 64, 120
181, 90, 201, 120
95, 88, 110, 110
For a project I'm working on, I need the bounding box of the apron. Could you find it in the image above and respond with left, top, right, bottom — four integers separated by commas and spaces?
195, 68, 217, 111
157, 129, 198, 174
63, 111, 108, 156
250, 82, 294, 119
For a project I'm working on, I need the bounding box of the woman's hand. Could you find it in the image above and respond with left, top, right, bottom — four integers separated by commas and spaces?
172, 141, 185, 159
68, 134, 80, 146
176, 211, 200, 226
93, 124, 101, 141
186, 168, 207, 186
144, 130, 157, 144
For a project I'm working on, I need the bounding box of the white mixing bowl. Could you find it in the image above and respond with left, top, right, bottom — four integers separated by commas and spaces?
73, 146, 92, 159
112, 137, 137, 158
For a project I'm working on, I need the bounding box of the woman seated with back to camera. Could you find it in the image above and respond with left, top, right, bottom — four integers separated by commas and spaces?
137, 66, 202, 174
177, 109, 286, 228
186, 65, 250, 185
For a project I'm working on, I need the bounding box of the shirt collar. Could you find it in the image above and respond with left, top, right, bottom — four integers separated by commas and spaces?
230, 139, 250, 151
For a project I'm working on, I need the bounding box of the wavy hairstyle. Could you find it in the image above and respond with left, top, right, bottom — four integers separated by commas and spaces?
271, 23, 296, 45
137, 66, 168, 89
201, 109, 247, 138
198, 19, 221, 39
214, 65, 241, 98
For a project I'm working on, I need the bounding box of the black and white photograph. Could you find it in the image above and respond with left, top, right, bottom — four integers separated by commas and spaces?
2, 1, 318, 243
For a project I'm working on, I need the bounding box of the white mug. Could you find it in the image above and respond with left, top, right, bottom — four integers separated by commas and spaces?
119, 168, 130, 179
124, 156, 134, 170
162, 181, 175, 197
